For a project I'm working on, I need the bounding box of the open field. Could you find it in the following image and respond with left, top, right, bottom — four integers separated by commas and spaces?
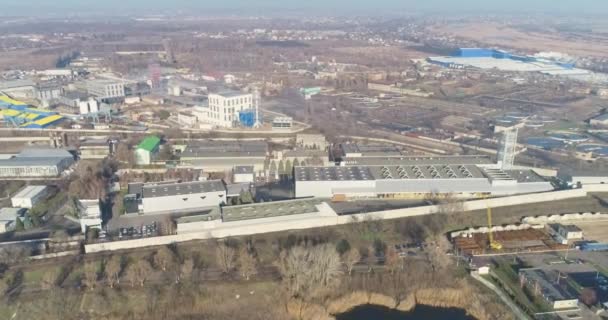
571, 220, 608, 243
431, 22, 608, 58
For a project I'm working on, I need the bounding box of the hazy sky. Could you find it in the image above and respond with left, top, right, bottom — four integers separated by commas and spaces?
2, 0, 608, 16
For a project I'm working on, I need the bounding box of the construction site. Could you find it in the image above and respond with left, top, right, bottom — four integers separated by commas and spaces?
452, 226, 568, 256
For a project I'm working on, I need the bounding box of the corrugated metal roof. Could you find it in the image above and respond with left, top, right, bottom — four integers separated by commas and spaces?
137, 136, 160, 152
142, 180, 225, 198
12, 185, 47, 199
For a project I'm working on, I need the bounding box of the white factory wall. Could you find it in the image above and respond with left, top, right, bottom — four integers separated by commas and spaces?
295, 180, 376, 198
233, 173, 254, 183
142, 190, 227, 214
134, 149, 153, 165
86, 188, 595, 253
571, 176, 608, 185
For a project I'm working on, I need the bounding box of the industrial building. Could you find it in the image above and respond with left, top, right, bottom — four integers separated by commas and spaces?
558, 169, 608, 186
271, 117, 293, 130
127, 180, 227, 215
34, 81, 62, 102
86, 79, 125, 99
518, 268, 579, 310
179, 140, 267, 172
176, 198, 324, 234
0, 97, 64, 128
340, 143, 403, 158
590, 113, 608, 126
280, 149, 330, 166
339, 155, 493, 167
296, 134, 328, 150
294, 163, 554, 199
428, 48, 594, 82
0, 79, 35, 98
77, 199, 102, 233
205, 91, 254, 128
233, 166, 255, 183
134, 136, 161, 165
551, 224, 583, 244
0, 208, 25, 233
11, 185, 49, 208
78, 138, 114, 160
0, 148, 75, 178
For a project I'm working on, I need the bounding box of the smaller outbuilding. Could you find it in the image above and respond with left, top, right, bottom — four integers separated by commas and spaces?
11, 185, 48, 208
0, 207, 26, 233
77, 199, 102, 233
233, 166, 255, 183
134, 136, 161, 165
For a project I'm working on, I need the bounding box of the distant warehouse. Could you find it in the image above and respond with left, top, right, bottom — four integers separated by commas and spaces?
179, 140, 268, 172
126, 180, 227, 215
294, 164, 553, 199
0, 148, 74, 178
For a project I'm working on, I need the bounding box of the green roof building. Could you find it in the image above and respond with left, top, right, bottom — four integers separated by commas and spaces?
135, 136, 161, 165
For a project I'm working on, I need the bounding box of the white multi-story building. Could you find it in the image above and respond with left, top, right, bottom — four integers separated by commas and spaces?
86, 79, 125, 99
206, 91, 253, 128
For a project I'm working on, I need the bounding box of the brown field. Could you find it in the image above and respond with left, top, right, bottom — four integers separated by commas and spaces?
431, 22, 608, 58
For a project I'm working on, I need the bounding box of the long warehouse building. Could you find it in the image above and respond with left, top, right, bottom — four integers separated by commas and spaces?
294, 163, 553, 199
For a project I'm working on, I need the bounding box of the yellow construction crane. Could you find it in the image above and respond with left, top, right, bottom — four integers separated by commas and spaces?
486, 202, 503, 251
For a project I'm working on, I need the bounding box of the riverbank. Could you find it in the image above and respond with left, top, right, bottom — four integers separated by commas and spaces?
287, 283, 505, 320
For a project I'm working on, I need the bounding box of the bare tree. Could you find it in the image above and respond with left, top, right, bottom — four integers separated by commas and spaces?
41, 269, 58, 290
126, 260, 153, 287
427, 235, 452, 273
104, 255, 122, 288
177, 259, 194, 283
153, 247, 175, 272
238, 247, 258, 281
343, 248, 361, 276
435, 193, 465, 215
82, 262, 98, 291
384, 246, 401, 274
365, 246, 376, 272
216, 242, 236, 274
276, 244, 342, 298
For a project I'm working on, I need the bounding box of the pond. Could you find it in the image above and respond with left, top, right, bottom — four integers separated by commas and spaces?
335, 304, 477, 320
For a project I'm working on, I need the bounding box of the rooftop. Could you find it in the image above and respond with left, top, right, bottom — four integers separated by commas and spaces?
0, 207, 25, 222
181, 140, 267, 158
519, 268, 578, 302
61, 90, 90, 100
295, 164, 486, 181
233, 166, 254, 174
142, 180, 226, 198
503, 170, 547, 183
221, 198, 323, 222
0, 157, 73, 167
592, 113, 608, 122
17, 148, 72, 158
341, 143, 402, 156
210, 90, 251, 98
341, 155, 493, 166
12, 185, 47, 199
137, 136, 161, 152
559, 224, 583, 232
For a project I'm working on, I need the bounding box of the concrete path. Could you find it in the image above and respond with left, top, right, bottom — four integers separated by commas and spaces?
470, 271, 532, 320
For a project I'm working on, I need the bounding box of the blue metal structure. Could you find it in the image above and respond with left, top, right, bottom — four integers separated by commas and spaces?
238, 109, 256, 128
580, 243, 608, 252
